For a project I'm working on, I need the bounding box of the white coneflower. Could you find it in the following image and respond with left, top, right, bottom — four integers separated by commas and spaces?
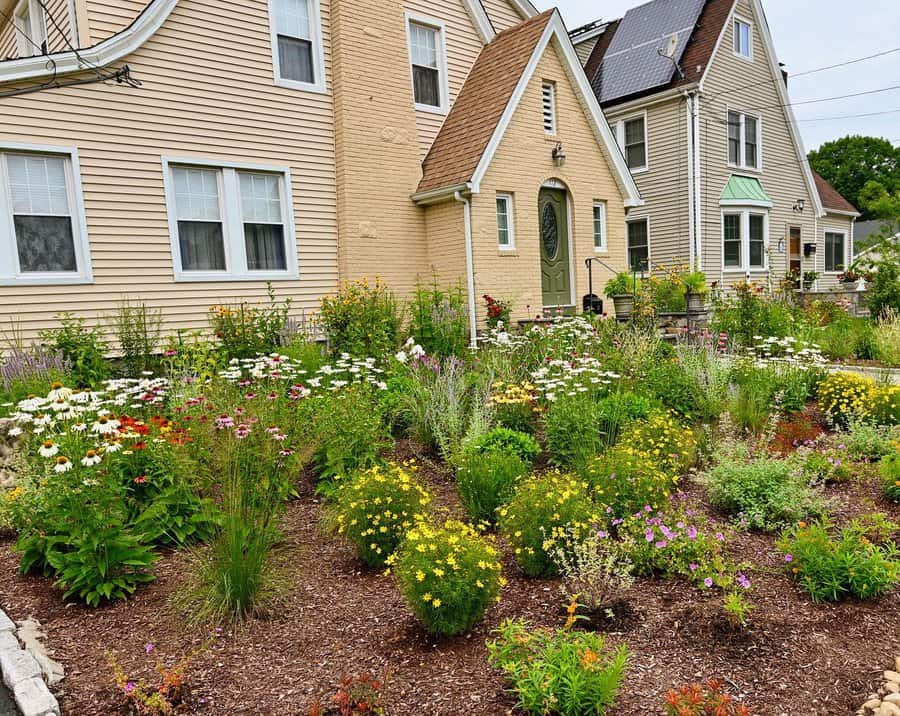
53, 456, 73, 473
70, 422, 87, 433
8, 426, 23, 437
104, 440, 123, 453
34, 413, 53, 426
47, 382, 72, 401
81, 450, 102, 467
38, 440, 59, 458
91, 416, 120, 435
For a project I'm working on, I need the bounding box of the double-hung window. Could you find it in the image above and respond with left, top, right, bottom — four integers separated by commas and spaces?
270, 0, 325, 91
733, 18, 752, 59
722, 210, 767, 271
616, 115, 647, 172
13, 0, 47, 57
824, 231, 846, 273
592, 201, 606, 251
627, 218, 649, 272
164, 159, 297, 281
0, 147, 91, 284
407, 17, 447, 112
496, 193, 514, 250
727, 111, 761, 169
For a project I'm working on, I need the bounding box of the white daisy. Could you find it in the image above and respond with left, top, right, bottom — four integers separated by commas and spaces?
47, 383, 73, 401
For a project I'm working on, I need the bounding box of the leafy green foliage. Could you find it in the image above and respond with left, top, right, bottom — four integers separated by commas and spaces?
543, 392, 604, 472
39, 312, 108, 387
391, 519, 503, 636
318, 278, 402, 357
883, 453, 900, 502
408, 279, 469, 358
487, 619, 629, 716
469, 427, 540, 465
112, 301, 163, 375
456, 446, 528, 523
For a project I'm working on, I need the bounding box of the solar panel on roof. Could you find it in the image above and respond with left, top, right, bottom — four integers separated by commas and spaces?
595, 0, 705, 103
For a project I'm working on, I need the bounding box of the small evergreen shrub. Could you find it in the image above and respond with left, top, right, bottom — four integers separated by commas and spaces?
498, 472, 599, 577
487, 619, 629, 716
778, 519, 899, 602
391, 519, 503, 636
331, 462, 432, 567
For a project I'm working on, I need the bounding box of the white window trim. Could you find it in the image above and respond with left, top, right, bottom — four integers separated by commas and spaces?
823, 228, 848, 274
13, 0, 47, 57
726, 107, 763, 172
732, 15, 753, 61
592, 200, 607, 253
541, 80, 557, 135
267, 0, 327, 94
721, 208, 769, 273
405, 13, 450, 115
626, 215, 651, 273
496, 192, 515, 250
161, 157, 299, 283
0, 142, 92, 286
615, 111, 648, 174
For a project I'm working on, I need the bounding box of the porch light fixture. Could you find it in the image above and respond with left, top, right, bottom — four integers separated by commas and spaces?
792, 198, 805, 213
551, 141, 566, 167
777, 237, 785, 253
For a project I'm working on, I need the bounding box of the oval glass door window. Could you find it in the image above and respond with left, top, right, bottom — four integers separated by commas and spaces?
542, 203, 559, 260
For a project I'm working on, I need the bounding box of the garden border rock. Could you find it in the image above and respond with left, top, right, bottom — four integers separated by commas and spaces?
857, 658, 900, 716
0, 609, 59, 716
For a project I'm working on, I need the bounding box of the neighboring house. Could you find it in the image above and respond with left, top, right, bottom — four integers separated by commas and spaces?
0, 0, 639, 342
853, 219, 899, 257
572, 0, 860, 290
854, 234, 899, 267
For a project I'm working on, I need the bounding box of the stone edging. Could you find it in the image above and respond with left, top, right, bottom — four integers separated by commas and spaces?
0, 611, 59, 716
857, 659, 900, 716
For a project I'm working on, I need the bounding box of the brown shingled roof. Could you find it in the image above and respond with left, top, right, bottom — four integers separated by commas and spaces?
813, 170, 859, 215
416, 10, 554, 194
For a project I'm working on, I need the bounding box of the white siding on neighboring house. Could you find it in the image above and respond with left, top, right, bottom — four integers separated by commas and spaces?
573, 37, 597, 65
699, 0, 818, 288
0, 0, 339, 339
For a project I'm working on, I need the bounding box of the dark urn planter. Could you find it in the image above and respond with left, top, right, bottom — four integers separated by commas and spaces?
611, 294, 633, 320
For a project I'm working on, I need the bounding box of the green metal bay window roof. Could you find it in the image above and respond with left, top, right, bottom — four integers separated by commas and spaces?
720, 175, 773, 207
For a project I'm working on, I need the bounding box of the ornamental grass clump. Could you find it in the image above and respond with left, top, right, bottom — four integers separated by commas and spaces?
498, 472, 600, 577
331, 461, 432, 567
778, 518, 899, 602
486, 618, 629, 716
390, 519, 504, 636
817, 372, 876, 426
456, 446, 528, 524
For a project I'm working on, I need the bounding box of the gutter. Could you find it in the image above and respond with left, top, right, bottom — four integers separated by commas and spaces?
454, 190, 479, 350
692, 91, 703, 275
410, 182, 472, 206
684, 91, 695, 271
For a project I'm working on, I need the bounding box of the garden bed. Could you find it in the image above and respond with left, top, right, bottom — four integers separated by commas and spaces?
0, 449, 896, 716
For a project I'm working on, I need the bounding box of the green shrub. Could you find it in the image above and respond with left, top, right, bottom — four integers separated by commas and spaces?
391, 519, 503, 636
498, 472, 599, 577
331, 462, 432, 567
642, 358, 704, 420
801, 448, 853, 484
710, 283, 793, 346
815, 316, 875, 362
843, 420, 896, 461
408, 279, 469, 358
778, 519, 899, 602
704, 455, 825, 531
543, 392, 603, 471
583, 446, 677, 519
456, 447, 528, 524
594, 390, 659, 445
208, 286, 291, 361
39, 312, 108, 387
487, 619, 629, 716
318, 278, 402, 357
883, 452, 900, 502
616, 412, 697, 473
866, 251, 900, 319
469, 427, 540, 465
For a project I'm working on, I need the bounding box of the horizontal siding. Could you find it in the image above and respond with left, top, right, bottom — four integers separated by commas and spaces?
403, 0, 486, 158
480, 0, 524, 33
699, 0, 819, 288
573, 37, 597, 66
84, 0, 146, 44
818, 213, 855, 290
606, 98, 691, 272
0, 0, 74, 58
0, 0, 339, 342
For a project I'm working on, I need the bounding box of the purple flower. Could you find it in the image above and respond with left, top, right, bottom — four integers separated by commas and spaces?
784, 553, 793, 562
125, 681, 135, 694
644, 529, 655, 543
687, 526, 698, 540
145, 643, 154, 654
597, 530, 609, 539
214, 415, 234, 430
714, 532, 725, 542
234, 424, 251, 439
737, 573, 751, 589
644, 505, 652, 513
655, 540, 668, 549
689, 562, 698, 571
703, 577, 713, 588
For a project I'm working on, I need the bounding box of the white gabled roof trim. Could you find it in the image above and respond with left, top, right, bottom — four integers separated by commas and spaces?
0, 0, 177, 84
469, 11, 642, 208
461, 0, 495, 43
507, 0, 538, 20
699, 0, 824, 217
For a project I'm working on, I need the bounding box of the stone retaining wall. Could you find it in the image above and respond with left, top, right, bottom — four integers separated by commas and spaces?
0, 611, 59, 716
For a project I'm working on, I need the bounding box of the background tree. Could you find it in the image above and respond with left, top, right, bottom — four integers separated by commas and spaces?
808, 135, 900, 220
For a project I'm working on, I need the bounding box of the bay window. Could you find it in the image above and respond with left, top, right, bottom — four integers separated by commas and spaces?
722, 209, 768, 271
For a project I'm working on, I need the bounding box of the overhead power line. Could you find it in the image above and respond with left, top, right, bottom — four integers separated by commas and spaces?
797, 108, 900, 122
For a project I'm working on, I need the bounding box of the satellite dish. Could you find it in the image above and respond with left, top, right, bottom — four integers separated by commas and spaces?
665, 32, 679, 58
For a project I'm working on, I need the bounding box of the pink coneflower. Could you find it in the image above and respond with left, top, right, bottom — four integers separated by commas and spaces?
234, 424, 251, 439
215, 415, 234, 430
165, 349, 177, 357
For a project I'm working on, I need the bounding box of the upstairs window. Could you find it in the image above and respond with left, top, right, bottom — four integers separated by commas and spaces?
13, 0, 47, 57
727, 111, 761, 170
496, 193, 514, 249
733, 18, 752, 59
617, 115, 647, 172
627, 218, 649, 272
407, 17, 447, 112
0, 148, 91, 284
542, 81, 556, 134
825, 231, 846, 272
270, 0, 325, 92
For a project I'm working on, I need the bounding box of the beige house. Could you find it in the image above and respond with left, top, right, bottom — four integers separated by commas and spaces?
0, 0, 639, 343
572, 0, 860, 291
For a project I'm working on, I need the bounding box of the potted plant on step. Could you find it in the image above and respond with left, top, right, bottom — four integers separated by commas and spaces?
682, 271, 708, 312
605, 273, 635, 320
802, 270, 819, 292
783, 268, 801, 291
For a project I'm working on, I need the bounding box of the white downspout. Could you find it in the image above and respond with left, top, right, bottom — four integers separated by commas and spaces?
454, 190, 479, 349
684, 92, 696, 271
692, 93, 703, 276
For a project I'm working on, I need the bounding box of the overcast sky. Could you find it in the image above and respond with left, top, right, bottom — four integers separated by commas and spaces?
534, 0, 900, 150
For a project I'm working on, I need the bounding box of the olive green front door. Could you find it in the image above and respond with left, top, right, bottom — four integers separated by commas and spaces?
539, 188, 571, 307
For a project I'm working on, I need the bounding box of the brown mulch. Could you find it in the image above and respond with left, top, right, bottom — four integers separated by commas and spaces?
0, 450, 898, 716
